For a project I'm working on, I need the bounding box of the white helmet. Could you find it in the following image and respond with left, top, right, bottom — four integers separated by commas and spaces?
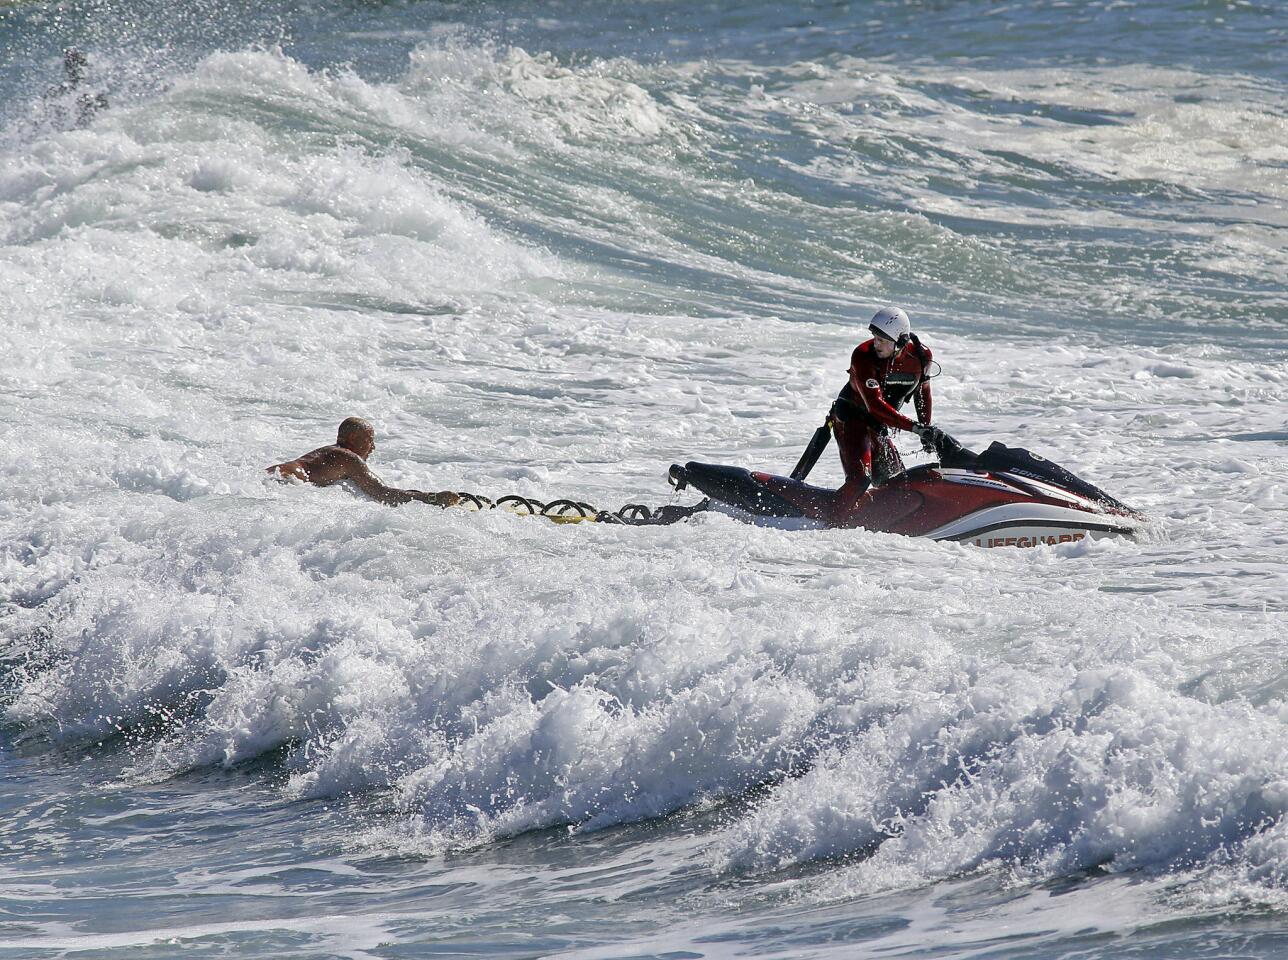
869, 306, 911, 347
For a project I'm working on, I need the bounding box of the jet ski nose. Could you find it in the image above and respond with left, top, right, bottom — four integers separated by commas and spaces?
678, 462, 807, 518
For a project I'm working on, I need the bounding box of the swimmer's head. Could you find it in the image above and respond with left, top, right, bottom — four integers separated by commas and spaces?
337, 416, 376, 459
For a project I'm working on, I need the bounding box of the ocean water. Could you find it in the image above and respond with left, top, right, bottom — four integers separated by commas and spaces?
2, 1, 1286, 957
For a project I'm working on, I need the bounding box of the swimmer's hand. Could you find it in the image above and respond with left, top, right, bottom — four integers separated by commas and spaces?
411, 490, 460, 508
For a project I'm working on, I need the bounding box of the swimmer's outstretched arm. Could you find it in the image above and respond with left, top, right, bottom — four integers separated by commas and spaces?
331, 454, 458, 507
349, 467, 458, 507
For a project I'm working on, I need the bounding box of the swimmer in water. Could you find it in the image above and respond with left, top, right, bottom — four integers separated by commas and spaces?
267, 417, 459, 507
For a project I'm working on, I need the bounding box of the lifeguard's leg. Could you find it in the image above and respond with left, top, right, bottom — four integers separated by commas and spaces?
829, 417, 875, 526
832, 416, 874, 485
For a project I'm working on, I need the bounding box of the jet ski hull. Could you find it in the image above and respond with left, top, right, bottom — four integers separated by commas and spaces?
669, 443, 1139, 546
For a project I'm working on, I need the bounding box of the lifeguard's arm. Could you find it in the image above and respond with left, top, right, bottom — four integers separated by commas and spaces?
914, 377, 933, 425
849, 364, 920, 433
913, 344, 934, 425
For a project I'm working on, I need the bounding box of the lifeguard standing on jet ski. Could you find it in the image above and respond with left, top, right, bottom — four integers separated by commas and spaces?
832, 306, 944, 493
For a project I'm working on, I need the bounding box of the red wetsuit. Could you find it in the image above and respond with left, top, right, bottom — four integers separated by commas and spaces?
832, 338, 934, 488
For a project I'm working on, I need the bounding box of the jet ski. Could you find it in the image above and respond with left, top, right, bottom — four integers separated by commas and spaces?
667, 433, 1142, 547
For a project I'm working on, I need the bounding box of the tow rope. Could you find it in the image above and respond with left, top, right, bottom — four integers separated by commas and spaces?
448, 491, 705, 526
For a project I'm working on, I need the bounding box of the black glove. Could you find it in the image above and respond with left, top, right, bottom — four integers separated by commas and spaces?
915, 423, 944, 452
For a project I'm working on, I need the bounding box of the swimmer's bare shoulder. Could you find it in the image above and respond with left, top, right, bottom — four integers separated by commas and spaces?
266, 445, 362, 486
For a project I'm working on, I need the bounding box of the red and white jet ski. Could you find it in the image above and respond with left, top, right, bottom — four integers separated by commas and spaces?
667, 434, 1141, 547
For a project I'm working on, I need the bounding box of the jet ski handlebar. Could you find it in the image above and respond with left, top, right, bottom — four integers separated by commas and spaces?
929, 429, 980, 468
